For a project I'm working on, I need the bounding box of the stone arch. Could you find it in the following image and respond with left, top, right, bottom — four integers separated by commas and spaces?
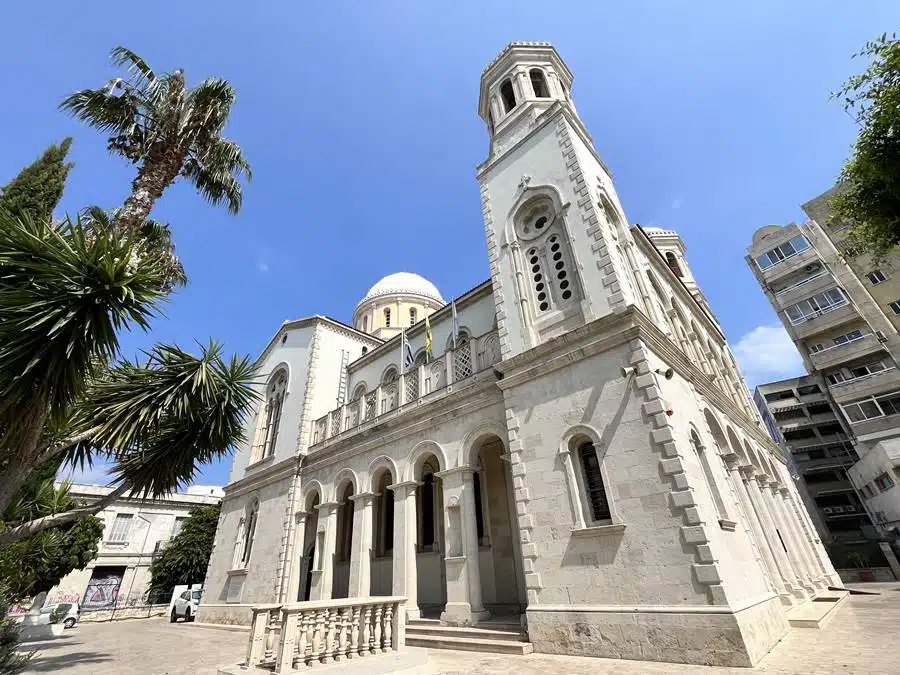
725, 426, 749, 464
302, 480, 324, 510
502, 183, 567, 247
267, 361, 292, 393
702, 408, 731, 457
365, 455, 399, 491
333, 468, 359, 498
350, 382, 367, 401
559, 423, 603, 456
446, 326, 472, 350
404, 440, 448, 481
381, 365, 399, 384
461, 423, 509, 468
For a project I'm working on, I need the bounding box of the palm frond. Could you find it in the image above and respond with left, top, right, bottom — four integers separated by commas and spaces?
183, 137, 251, 214
109, 46, 161, 98
58, 88, 140, 136
0, 210, 170, 423
182, 78, 236, 136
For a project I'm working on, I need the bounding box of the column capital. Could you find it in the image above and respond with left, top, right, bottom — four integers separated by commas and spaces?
778, 486, 792, 498
388, 480, 420, 493
739, 465, 757, 479
317, 501, 340, 514
294, 510, 310, 524
434, 465, 477, 479
349, 492, 378, 504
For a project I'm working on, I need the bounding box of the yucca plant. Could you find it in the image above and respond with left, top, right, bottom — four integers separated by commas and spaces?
0, 210, 258, 545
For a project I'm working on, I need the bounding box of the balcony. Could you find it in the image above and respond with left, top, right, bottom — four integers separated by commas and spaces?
829, 367, 900, 403
794, 456, 854, 473
820, 504, 865, 518
846, 413, 900, 440
311, 332, 500, 448
809, 333, 884, 372
805, 480, 855, 498
791, 303, 860, 340
759, 246, 821, 284
774, 270, 833, 308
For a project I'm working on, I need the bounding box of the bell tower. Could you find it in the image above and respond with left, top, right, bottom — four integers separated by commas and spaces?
477, 43, 638, 360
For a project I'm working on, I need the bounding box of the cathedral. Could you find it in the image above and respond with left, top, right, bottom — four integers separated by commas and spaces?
199, 43, 841, 667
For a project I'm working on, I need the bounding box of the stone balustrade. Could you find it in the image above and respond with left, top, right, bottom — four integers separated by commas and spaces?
247, 596, 407, 672
311, 331, 501, 447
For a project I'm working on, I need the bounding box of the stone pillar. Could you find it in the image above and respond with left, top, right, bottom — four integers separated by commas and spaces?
389, 481, 420, 620
724, 457, 791, 603
310, 502, 339, 601
285, 511, 309, 603
762, 479, 816, 594
784, 487, 841, 586
348, 493, 375, 598
774, 486, 825, 590
742, 468, 806, 601
437, 467, 489, 626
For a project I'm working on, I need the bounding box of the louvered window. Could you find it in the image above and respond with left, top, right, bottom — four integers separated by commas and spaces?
579, 442, 611, 522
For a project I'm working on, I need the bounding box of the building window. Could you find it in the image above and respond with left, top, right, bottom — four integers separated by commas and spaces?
241, 502, 258, 566
499, 79, 516, 113
665, 252, 684, 278
409, 307, 417, 325
578, 442, 612, 523
755, 234, 810, 270
421, 472, 436, 548
529, 68, 549, 97
361, 346, 368, 355
809, 342, 825, 353
171, 517, 187, 539
843, 390, 900, 423
867, 270, 888, 285
109, 514, 133, 542
252, 370, 287, 463
473, 470, 485, 542
690, 430, 729, 522
384, 308, 391, 327
890, 300, 900, 315
834, 329, 864, 346
784, 288, 847, 324
875, 472, 895, 491
362, 315, 368, 333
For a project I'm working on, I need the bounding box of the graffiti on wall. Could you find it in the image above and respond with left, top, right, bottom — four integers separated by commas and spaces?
82, 574, 123, 610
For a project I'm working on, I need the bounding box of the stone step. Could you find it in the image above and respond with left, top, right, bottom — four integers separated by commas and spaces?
786, 591, 848, 629
405, 633, 534, 655
406, 623, 527, 642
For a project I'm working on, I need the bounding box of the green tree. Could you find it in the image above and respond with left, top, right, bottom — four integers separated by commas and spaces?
830, 33, 900, 256
148, 504, 220, 603
0, 583, 31, 675
0, 138, 74, 223
60, 47, 251, 237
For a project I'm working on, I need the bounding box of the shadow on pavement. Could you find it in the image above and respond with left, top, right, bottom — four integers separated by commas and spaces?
26, 650, 114, 673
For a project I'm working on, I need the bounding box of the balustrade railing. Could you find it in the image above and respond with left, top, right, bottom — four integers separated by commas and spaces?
311, 331, 500, 446
247, 597, 407, 672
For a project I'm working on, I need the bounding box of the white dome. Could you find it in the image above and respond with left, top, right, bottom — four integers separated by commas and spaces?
358, 272, 445, 307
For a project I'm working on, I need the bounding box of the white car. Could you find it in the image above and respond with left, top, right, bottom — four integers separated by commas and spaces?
40, 602, 80, 629
170, 589, 201, 623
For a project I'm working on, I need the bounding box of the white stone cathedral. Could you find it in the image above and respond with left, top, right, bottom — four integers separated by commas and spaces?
199, 43, 841, 667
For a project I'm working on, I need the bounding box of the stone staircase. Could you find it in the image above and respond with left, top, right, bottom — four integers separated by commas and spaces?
405, 617, 533, 655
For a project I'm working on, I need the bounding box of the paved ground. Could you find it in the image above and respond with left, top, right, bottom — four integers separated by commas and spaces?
21, 584, 900, 674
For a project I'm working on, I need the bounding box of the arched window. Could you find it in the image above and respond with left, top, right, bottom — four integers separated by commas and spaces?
240, 500, 258, 566
530, 69, 549, 98
251, 370, 287, 463
361, 346, 368, 355
375, 473, 394, 556
646, 272, 672, 334
383, 308, 391, 328
362, 315, 368, 333
420, 461, 438, 550
336, 484, 354, 562
690, 429, 729, 522
578, 441, 611, 523
351, 383, 366, 401
665, 252, 684, 278
409, 307, 417, 325
500, 79, 516, 113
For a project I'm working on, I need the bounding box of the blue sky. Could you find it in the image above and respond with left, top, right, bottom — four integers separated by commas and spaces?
1, 1, 897, 487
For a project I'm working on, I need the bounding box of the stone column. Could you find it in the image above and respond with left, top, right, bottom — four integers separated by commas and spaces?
742, 468, 806, 601
310, 502, 339, 601
777, 487, 827, 590
437, 467, 489, 626
348, 493, 375, 598
389, 481, 420, 620
762, 479, 816, 594
285, 511, 308, 603
724, 456, 790, 603
784, 487, 840, 585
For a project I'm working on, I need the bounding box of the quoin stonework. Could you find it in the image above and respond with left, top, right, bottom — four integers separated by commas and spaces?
199, 43, 841, 667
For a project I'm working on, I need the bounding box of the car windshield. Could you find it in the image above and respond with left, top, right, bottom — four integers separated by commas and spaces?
191, 591, 202, 601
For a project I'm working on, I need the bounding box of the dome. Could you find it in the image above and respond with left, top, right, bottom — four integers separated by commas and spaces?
358, 272, 445, 307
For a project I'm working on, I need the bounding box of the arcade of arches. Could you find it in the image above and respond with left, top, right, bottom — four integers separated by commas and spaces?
290, 434, 526, 622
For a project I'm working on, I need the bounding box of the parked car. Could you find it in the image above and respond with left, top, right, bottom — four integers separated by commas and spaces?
39, 602, 80, 629
170, 589, 201, 623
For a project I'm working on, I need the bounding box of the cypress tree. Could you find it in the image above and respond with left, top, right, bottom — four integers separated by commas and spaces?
0, 137, 74, 222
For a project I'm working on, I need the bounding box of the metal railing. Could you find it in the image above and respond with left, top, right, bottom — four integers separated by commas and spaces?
247, 596, 407, 672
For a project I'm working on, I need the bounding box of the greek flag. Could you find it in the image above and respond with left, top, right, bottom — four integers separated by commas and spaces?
451, 300, 460, 349
402, 329, 415, 373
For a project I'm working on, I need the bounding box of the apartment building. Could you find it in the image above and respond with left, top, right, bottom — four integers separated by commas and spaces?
747, 187, 900, 534
753, 375, 874, 545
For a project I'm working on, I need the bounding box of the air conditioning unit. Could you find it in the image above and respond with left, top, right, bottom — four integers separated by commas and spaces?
844, 505, 857, 513
832, 506, 845, 513
822, 507, 834, 514
876, 330, 888, 343
804, 264, 817, 272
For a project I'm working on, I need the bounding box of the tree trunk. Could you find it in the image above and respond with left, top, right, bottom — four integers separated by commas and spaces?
0, 406, 49, 515
115, 158, 177, 236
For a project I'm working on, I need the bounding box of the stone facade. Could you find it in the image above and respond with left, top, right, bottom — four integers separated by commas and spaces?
199, 42, 840, 667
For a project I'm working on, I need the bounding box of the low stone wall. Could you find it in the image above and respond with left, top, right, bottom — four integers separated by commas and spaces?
836, 567, 896, 584
526, 595, 788, 667
195, 603, 253, 626
80, 604, 169, 622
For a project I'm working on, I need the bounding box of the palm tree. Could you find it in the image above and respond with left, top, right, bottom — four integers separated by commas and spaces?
60, 47, 251, 236
0, 210, 258, 542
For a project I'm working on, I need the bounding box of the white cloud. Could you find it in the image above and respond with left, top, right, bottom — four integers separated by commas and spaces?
257, 260, 269, 273
671, 198, 682, 210
733, 324, 805, 388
